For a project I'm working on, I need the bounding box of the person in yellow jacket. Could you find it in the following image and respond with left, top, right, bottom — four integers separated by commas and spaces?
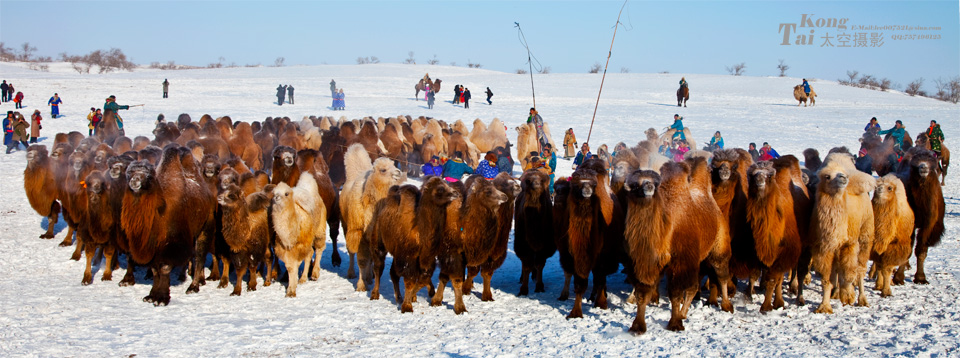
563, 128, 577, 159
86, 107, 97, 136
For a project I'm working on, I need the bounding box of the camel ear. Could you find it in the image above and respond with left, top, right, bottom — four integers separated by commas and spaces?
263, 184, 276, 194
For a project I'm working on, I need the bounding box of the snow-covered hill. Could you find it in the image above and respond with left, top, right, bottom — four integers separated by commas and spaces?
0, 62, 957, 356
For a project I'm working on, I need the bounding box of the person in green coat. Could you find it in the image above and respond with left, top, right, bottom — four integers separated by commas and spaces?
103, 95, 132, 133
442, 151, 474, 182
542, 144, 557, 195
878, 120, 906, 149
925, 120, 944, 155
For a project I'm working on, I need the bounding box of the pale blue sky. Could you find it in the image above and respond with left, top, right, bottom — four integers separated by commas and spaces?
2, 0, 957, 89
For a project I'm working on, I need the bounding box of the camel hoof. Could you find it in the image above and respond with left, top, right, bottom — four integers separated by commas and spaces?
230, 291, 241, 297
565, 312, 583, 319
914, 277, 929, 285
101, 274, 113, 282
217, 282, 228, 289
81, 277, 93, 286
721, 301, 734, 313
481, 293, 494, 302
285, 291, 297, 298
815, 304, 833, 314
557, 293, 569, 301
629, 322, 647, 334
666, 318, 685, 332
185, 284, 200, 294
454, 305, 467, 315
401, 303, 413, 313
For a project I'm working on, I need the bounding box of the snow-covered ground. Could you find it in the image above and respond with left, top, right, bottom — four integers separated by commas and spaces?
0, 62, 957, 356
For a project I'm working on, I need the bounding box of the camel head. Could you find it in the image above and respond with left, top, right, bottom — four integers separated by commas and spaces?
201, 155, 220, 178
273, 146, 297, 168
625, 169, 661, 200
571, 169, 598, 199
85, 171, 106, 206
747, 161, 776, 197
107, 155, 133, 180
25, 144, 47, 167
126, 160, 156, 194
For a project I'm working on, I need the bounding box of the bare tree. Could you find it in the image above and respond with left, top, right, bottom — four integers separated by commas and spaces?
0, 42, 13, 61
726, 62, 746, 76
847, 70, 859, 82
620, 67, 630, 73
933, 77, 949, 100
370, 56, 380, 64
949, 77, 960, 103
274, 57, 285, 67
905, 78, 924, 96
777, 59, 789, 77
404, 51, 416, 64
659, 70, 670, 74
539, 66, 551, 74
516, 68, 528, 74
19, 42, 37, 61
467, 60, 482, 68
427, 55, 439, 65
589, 62, 602, 73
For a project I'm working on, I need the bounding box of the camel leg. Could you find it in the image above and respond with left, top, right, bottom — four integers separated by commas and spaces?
773, 277, 786, 310
593, 274, 608, 310
893, 263, 907, 285
218, 256, 231, 289
518, 264, 531, 296
566, 276, 587, 319
534, 263, 547, 293
879, 267, 894, 297
284, 259, 300, 298
629, 284, 653, 334
815, 253, 835, 313
480, 266, 495, 302
452, 277, 467, 314
120, 255, 137, 287
144, 264, 173, 306
558, 271, 572, 301
401, 277, 419, 313
82, 243, 96, 286
232, 256, 248, 296
856, 272, 869, 307
102, 244, 116, 281
432, 273, 449, 307
59, 225, 75, 247
41, 202, 60, 239
463, 266, 479, 295
914, 245, 929, 284
390, 262, 402, 304
347, 253, 357, 279
70, 240, 84, 261
370, 256, 385, 301
666, 291, 687, 332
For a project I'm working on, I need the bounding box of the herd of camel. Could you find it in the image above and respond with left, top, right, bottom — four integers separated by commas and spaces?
15, 105, 948, 334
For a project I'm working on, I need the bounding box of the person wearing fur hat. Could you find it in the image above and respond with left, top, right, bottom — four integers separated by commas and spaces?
477, 151, 499, 179
542, 143, 557, 194
422, 156, 443, 177
30, 109, 42, 143
878, 120, 906, 149
563, 128, 577, 158
9, 112, 29, 153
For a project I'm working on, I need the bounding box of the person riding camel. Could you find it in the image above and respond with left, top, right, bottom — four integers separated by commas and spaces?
926, 120, 944, 157
527, 107, 548, 151
669, 114, 686, 141
878, 120, 906, 150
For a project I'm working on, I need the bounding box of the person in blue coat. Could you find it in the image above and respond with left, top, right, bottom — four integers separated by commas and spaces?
802, 79, 811, 95
442, 151, 473, 182
864, 117, 881, 132
476, 152, 499, 179
421, 156, 443, 177
542, 144, 557, 195
670, 114, 686, 141
707, 131, 724, 151
878, 120, 906, 149
572, 142, 591, 170
47, 93, 62, 118
3, 111, 14, 152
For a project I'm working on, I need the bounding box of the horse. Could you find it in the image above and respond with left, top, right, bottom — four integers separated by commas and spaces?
916, 133, 950, 185
676, 86, 689, 107
415, 78, 442, 101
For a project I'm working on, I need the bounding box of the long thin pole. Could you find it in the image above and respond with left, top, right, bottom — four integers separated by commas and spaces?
515, 22, 536, 109
586, 0, 628, 145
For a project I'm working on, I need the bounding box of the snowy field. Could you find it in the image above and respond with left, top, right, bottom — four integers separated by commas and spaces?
0, 62, 957, 356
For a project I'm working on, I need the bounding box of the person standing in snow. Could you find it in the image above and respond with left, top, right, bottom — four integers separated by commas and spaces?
10, 112, 29, 152
287, 85, 295, 104
47, 93, 62, 118
462, 87, 471, 109
329, 79, 337, 97
452, 85, 461, 104
162, 79, 170, 98
30, 109, 42, 143
485, 87, 493, 105
0, 80, 7, 103
6, 83, 14, 102
427, 89, 436, 109
572, 142, 591, 170
336, 89, 345, 110
13, 91, 24, 109
276, 84, 286, 106
3, 111, 14, 153
563, 128, 577, 159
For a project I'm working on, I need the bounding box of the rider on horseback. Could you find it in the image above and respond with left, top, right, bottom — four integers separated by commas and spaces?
679, 77, 688, 89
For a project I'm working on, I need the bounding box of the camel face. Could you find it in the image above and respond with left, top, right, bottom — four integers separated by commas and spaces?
717, 162, 732, 181
109, 162, 125, 179
918, 162, 930, 178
